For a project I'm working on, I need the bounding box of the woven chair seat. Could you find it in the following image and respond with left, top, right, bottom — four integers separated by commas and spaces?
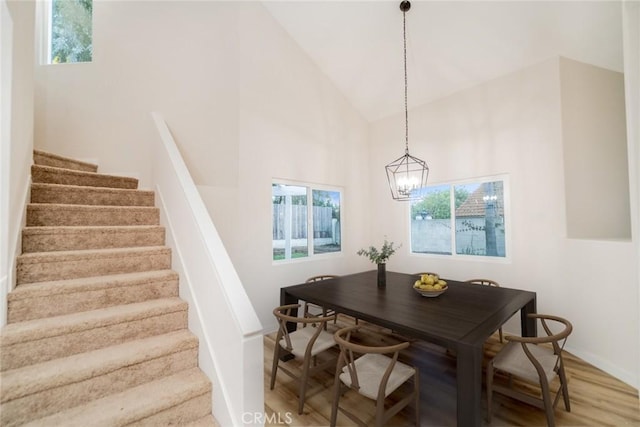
493, 341, 558, 384
280, 326, 336, 359
339, 353, 415, 400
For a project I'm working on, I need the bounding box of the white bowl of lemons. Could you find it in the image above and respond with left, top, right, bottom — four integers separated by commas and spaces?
413, 273, 448, 297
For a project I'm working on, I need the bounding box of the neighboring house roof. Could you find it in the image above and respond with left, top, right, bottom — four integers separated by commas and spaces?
455, 183, 504, 217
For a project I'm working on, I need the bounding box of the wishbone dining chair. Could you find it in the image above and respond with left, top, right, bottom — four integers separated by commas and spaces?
330, 325, 420, 427
270, 304, 338, 414
486, 313, 573, 427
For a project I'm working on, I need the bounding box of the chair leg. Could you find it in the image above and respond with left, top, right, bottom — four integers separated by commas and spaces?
558, 364, 571, 412
298, 357, 312, 414
374, 394, 385, 427
486, 361, 494, 423
539, 377, 556, 427
330, 373, 343, 426
270, 343, 280, 390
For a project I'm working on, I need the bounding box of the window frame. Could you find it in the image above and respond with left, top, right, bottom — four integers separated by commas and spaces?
272, 180, 343, 264
409, 174, 511, 263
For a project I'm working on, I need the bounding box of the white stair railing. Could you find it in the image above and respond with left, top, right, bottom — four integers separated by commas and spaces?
151, 112, 264, 427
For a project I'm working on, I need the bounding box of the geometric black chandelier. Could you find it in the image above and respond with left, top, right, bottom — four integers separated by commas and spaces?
385, 0, 429, 201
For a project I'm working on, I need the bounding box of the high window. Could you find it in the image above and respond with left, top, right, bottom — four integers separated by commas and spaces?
47, 0, 93, 63
272, 183, 342, 262
410, 177, 508, 258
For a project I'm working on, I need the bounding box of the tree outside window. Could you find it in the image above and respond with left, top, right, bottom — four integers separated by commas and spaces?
51, 0, 92, 63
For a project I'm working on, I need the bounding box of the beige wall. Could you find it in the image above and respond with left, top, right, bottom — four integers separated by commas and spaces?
622, 0, 640, 391
560, 58, 630, 240
369, 57, 638, 387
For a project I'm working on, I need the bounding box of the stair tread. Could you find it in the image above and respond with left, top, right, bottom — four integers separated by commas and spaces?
21, 226, 165, 253
9, 270, 178, 300
22, 367, 211, 427
33, 150, 98, 172
184, 415, 220, 427
31, 182, 154, 195
22, 225, 164, 235
23, 224, 164, 231
26, 204, 160, 227
1, 330, 197, 401
31, 164, 137, 182
17, 245, 170, 262
0, 297, 187, 346
28, 203, 157, 211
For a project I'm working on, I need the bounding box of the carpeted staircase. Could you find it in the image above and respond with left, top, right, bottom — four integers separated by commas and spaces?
0, 150, 217, 426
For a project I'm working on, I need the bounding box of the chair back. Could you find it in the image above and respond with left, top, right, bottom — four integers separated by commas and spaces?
306, 275, 339, 282
273, 304, 336, 358
506, 314, 573, 377
466, 278, 500, 287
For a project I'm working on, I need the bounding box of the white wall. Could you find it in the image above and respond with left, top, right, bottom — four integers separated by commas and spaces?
0, 0, 13, 326
35, 1, 239, 189
369, 57, 638, 388
34, 1, 372, 332
1, 0, 35, 326
208, 2, 371, 331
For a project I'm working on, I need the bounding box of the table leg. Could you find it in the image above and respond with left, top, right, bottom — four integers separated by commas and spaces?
456, 343, 483, 427
280, 287, 299, 308
279, 288, 299, 361
521, 296, 537, 337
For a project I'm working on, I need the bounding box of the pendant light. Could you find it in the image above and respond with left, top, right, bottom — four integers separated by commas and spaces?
385, 0, 429, 201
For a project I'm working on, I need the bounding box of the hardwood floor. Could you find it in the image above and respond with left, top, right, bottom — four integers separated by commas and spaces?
264, 316, 640, 426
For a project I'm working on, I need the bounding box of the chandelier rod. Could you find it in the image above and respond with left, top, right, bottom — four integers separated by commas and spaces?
402, 1, 409, 154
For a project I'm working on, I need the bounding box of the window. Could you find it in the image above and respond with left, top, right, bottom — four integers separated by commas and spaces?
48, 0, 93, 63
411, 177, 507, 258
272, 183, 342, 261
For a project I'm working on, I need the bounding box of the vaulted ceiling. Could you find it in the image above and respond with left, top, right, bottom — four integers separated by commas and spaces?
263, 1, 624, 122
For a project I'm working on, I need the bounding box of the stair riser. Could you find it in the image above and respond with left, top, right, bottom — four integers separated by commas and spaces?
17, 250, 171, 285
134, 392, 213, 426
32, 166, 138, 189
1, 348, 198, 427
22, 228, 165, 253
27, 205, 160, 227
8, 279, 178, 323
31, 185, 155, 207
1, 310, 188, 371
33, 151, 97, 173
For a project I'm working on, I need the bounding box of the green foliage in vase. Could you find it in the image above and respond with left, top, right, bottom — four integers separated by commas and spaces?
357, 239, 400, 264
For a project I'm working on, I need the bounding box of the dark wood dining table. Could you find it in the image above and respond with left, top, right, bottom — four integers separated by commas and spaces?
280, 270, 537, 427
